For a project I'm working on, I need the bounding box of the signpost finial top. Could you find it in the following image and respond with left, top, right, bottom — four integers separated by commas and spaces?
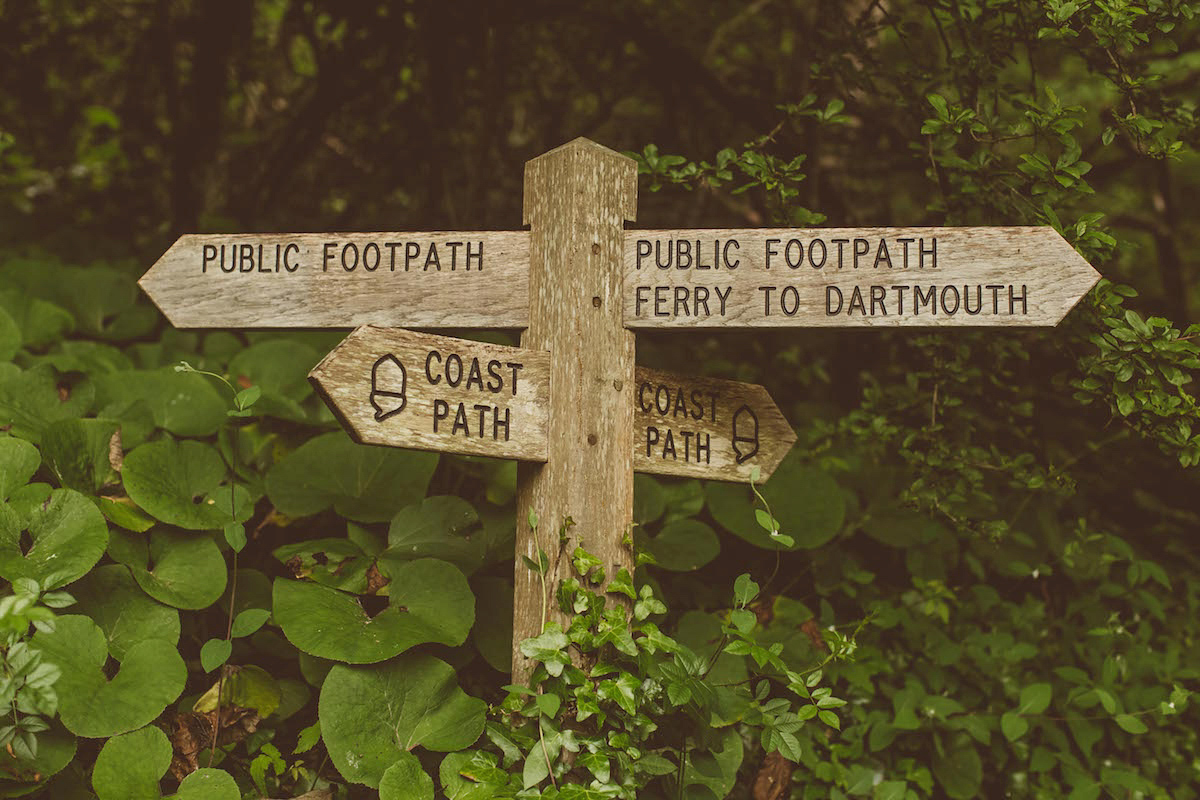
523, 138, 637, 226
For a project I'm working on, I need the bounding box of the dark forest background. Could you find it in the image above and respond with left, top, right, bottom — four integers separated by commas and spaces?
0, 1, 1198, 798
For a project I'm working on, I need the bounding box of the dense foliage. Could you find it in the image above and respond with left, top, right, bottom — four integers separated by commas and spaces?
1, 0, 1199, 798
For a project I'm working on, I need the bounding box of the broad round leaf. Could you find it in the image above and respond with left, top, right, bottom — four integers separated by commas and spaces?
634, 474, 666, 525
175, 768, 240, 800
273, 558, 474, 663
128, 529, 228, 610
0, 305, 22, 361
41, 418, 120, 493
227, 338, 320, 420
706, 451, 845, 550
471, 577, 513, 673
122, 438, 249, 530
266, 431, 438, 523
71, 564, 181, 660
380, 751, 435, 800
682, 726, 743, 798
642, 519, 719, 571
193, 665, 281, 717
0, 435, 40, 500
0, 290, 73, 349
93, 369, 226, 437
0, 365, 94, 443
319, 654, 486, 787
0, 488, 108, 589
33, 615, 186, 738
273, 537, 371, 593
91, 726, 171, 800
385, 496, 483, 573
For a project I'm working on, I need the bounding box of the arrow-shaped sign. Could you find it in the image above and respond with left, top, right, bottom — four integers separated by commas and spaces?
140, 227, 1099, 331
309, 326, 551, 462
139, 232, 528, 329
624, 227, 1101, 327
631, 367, 794, 482
310, 327, 796, 481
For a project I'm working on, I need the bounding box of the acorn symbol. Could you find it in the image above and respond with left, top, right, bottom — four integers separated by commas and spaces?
732, 404, 759, 464
370, 354, 407, 421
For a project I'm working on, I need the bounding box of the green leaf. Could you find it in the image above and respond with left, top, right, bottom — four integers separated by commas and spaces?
0, 488, 108, 590
380, 751, 435, 800
536, 692, 562, 718
706, 453, 844, 550
122, 438, 250, 530
0, 290, 73, 349
519, 624, 570, 676
193, 665, 281, 717
0, 364, 94, 443
0, 305, 22, 362
319, 654, 486, 787
0, 435, 40, 500
70, 564, 180, 660
266, 431, 438, 523
470, 577, 514, 673
730, 608, 756, 633
522, 747, 551, 789
641, 519, 719, 571
231, 608, 270, 638
733, 574, 759, 606
91, 726, 171, 800
383, 496, 486, 574
1114, 714, 1148, 734
273, 536, 371, 592
273, 558, 473, 663
33, 615, 186, 738
228, 338, 319, 411
1018, 683, 1052, 715
634, 474, 666, 525
874, 781, 908, 800
174, 768, 241, 800
223, 521, 246, 553
200, 638, 232, 672
0, 722, 75, 790
40, 418, 119, 493
97, 496, 156, 533
94, 369, 227, 437
194, 662, 283, 719
439, 751, 507, 800
122, 529, 228, 610
932, 739, 982, 800
682, 727, 743, 798
1001, 711, 1029, 741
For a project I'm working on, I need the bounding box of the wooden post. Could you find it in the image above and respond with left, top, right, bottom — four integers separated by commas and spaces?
513, 139, 638, 680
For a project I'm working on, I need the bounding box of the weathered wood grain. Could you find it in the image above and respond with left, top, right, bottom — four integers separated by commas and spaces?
140, 232, 529, 329
308, 326, 549, 461
632, 367, 795, 482
623, 227, 1101, 327
513, 139, 638, 680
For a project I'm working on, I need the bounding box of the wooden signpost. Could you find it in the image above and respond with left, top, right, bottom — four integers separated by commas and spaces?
311, 326, 794, 482
140, 232, 528, 328
309, 326, 551, 462
140, 137, 1102, 679
632, 368, 794, 482
624, 227, 1100, 328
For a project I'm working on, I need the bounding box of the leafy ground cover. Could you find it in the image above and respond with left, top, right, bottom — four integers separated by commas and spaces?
2, 1, 1200, 798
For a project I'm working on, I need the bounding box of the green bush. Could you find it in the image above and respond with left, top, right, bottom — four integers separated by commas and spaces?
2, 0, 1199, 798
